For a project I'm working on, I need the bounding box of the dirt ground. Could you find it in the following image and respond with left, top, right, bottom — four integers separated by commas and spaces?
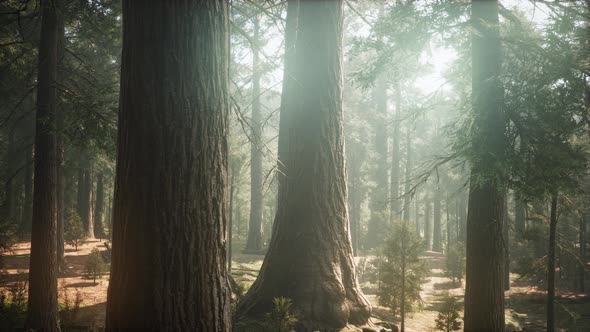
1, 242, 589, 331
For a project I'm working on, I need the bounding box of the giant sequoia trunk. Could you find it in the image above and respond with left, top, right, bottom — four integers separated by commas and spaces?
464, 1, 506, 330
25, 0, 60, 330
244, 14, 264, 253
237, 1, 371, 329
105, 1, 231, 330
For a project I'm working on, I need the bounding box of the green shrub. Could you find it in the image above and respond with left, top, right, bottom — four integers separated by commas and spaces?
65, 209, 87, 251
435, 292, 462, 332
59, 280, 83, 328
377, 221, 429, 319
444, 242, 465, 285
0, 281, 27, 331
85, 248, 106, 285
264, 297, 298, 332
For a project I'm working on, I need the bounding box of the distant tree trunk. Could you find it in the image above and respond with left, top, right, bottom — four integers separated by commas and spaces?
21, 145, 34, 233
237, 1, 371, 329
433, 187, 442, 252
547, 194, 558, 332
390, 81, 401, 222
415, 188, 421, 236
94, 173, 104, 239
83, 167, 94, 238
464, 1, 506, 330
446, 196, 451, 253
424, 198, 432, 250
25, 0, 60, 330
56, 137, 65, 272
76, 161, 84, 218
459, 191, 467, 242
367, 74, 389, 247
244, 13, 264, 254
56, 17, 65, 272
402, 125, 412, 224
3, 129, 17, 222
105, 1, 231, 330
228, 163, 237, 273
347, 143, 363, 255
579, 213, 587, 293
515, 198, 526, 234
504, 196, 510, 291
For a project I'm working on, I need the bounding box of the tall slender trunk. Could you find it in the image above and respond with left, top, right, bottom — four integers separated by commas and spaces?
25, 0, 60, 330
245, 13, 264, 253
433, 186, 442, 252
237, 1, 371, 329
579, 213, 587, 293
56, 17, 65, 272
424, 198, 431, 250
415, 188, 420, 237
83, 167, 94, 238
94, 173, 104, 239
515, 198, 526, 234
21, 144, 34, 234
228, 168, 235, 273
367, 73, 389, 247
390, 81, 401, 222
105, 1, 231, 329
504, 196, 510, 291
402, 125, 412, 224
547, 194, 558, 332
464, 1, 506, 330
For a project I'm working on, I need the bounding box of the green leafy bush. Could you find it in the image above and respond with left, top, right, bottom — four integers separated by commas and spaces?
377, 221, 429, 318
65, 209, 87, 251
435, 292, 462, 332
85, 248, 106, 285
0, 281, 27, 331
264, 297, 298, 332
444, 242, 465, 285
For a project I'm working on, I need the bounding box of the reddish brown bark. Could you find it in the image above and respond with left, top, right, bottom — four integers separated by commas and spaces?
105, 1, 231, 330
237, 1, 371, 330
25, 0, 61, 330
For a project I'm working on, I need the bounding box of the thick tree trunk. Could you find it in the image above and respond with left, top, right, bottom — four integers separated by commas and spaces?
25, 0, 60, 330
347, 143, 363, 255
433, 187, 442, 252
105, 1, 231, 330
94, 173, 104, 239
424, 198, 432, 250
390, 81, 401, 222
464, 1, 506, 330
367, 74, 389, 247
237, 1, 371, 329
244, 13, 264, 253
547, 194, 558, 332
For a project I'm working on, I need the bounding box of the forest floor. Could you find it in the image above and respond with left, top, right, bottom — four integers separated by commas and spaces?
1, 240, 589, 331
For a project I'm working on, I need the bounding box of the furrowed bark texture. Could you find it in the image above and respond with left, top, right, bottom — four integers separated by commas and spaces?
25, 0, 61, 330
464, 1, 506, 330
237, 0, 371, 330
105, 1, 231, 330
